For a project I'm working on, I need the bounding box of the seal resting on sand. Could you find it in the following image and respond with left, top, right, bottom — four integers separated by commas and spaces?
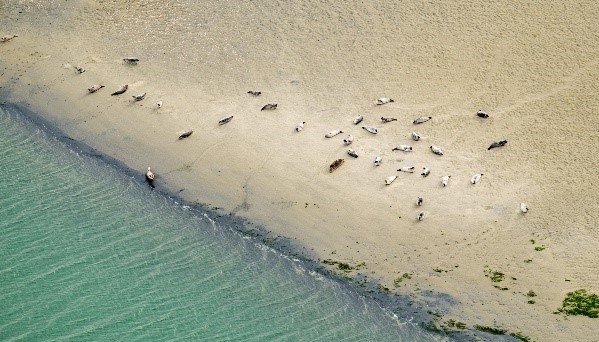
416, 197, 423, 206
353, 115, 364, 124
417, 211, 425, 221
488, 140, 508, 150
374, 156, 382, 166
156, 101, 163, 108
75, 65, 85, 74
413, 116, 432, 124
520, 203, 528, 213
146, 167, 156, 182
88, 84, 105, 93
178, 130, 193, 139
123, 57, 139, 64
392, 145, 412, 152
375, 97, 394, 105
343, 134, 353, 145
421, 167, 430, 177
471, 173, 484, 184
411, 132, 421, 141
219, 115, 234, 125
261, 103, 277, 111
247, 90, 262, 96
430, 145, 444, 155
0, 34, 18, 42
385, 175, 398, 185
476, 110, 489, 118
111, 85, 128, 96
325, 130, 343, 138
295, 122, 305, 132
397, 166, 415, 173
441, 175, 451, 187
132, 92, 146, 101
362, 126, 378, 134
347, 148, 358, 158
381, 116, 397, 123
329, 159, 344, 173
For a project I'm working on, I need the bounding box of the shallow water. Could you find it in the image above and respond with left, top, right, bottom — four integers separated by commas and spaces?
0, 106, 446, 341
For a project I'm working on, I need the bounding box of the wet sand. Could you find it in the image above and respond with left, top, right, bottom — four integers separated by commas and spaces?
2, 1, 598, 340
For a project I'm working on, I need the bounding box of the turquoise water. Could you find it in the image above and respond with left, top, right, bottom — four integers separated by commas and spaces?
0, 106, 444, 341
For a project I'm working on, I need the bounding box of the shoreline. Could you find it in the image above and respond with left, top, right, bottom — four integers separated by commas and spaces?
2, 1, 598, 341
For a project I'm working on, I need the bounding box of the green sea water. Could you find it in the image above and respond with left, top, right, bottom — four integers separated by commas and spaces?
0, 106, 446, 341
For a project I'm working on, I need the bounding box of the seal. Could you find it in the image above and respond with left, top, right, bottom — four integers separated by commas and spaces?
441, 175, 451, 187
488, 140, 507, 150
397, 166, 415, 173
362, 126, 378, 134
88, 84, 105, 93
295, 121, 306, 132
329, 159, 344, 173
413, 116, 432, 124
353, 115, 364, 125
146, 167, 156, 182
178, 129, 193, 140
416, 197, 423, 206
325, 130, 343, 138
343, 134, 353, 145
411, 131, 421, 141
392, 145, 412, 152
111, 85, 128, 96
375, 97, 394, 105
0, 34, 18, 42
261, 103, 277, 111
417, 211, 425, 221
374, 156, 382, 166
132, 92, 146, 101
421, 167, 430, 177
471, 173, 484, 184
219, 115, 234, 125
75, 65, 85, 74
430, 145, 444, 155
476, 110, 489, 118
520, 203, 528, 214
347, 148, 358, 158
156, 101, 163, 108
381, 116, 397, 123
385, 175, 398, 185
123, 57, 139, 64
247, 90, 262, 96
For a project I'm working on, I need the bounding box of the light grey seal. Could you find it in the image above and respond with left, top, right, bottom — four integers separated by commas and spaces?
471, 173, 484, 184
295, 121, 306, 132
374, 156, 382, 166
421, 167, 430, 177
347, 148, 358, 158
123, 57, 139, 64
416, 197, 423, 206
111, 84, 128, 96
156, 101, 163, 108
381, 116, 397, 123
411, 131, 421, 141
397, 166, 415, 173
75, 65, 85, 74
0, 34, 18, 42
362, 126, 378, 134
488, 140, 507, 150
441, 175, 451, 187
520, 203, 528, 213
261, 103, 277, 111
430, 145, 444, 155
219, 115, 234, 125
392, 145, 412, 152
353, 115, 364, 125
375, 97, 394, 105
325, 130, 343, 138
385, 175, 398, 185
413, 116, 432, 124
178, 130, 193, 139
88, 84, 105, 93
146, 167, 156, 182
476, 110, 489, 118
343, 134, 353, 145
132, 92, 146, 101
417, 211, 425, 221
247, 90, 262, 96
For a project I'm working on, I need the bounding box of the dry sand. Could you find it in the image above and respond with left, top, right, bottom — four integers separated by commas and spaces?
1, 1, 598, 340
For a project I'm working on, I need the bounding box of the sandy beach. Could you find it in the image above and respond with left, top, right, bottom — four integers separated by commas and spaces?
2, 1, 598, 340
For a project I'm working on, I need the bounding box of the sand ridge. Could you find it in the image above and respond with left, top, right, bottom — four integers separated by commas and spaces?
2, 1, 598, 340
